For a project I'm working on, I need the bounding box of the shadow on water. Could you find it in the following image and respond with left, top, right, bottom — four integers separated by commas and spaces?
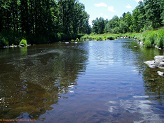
0, 42, 88, 120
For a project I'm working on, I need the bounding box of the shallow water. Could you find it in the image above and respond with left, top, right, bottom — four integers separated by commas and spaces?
0, 39, 164, 123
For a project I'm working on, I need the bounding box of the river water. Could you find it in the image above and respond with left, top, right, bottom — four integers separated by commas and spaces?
0, 39, 164, 123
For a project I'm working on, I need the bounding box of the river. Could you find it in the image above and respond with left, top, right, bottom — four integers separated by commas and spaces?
0, 39, 164, 123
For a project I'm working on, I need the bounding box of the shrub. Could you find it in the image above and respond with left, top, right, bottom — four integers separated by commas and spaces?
75, 38, 79, 42
107, 37, 115, 40
71, 39, 75, 42
19, 39, 27, 46
96, 37, 103, 41
0, 37, 9, 46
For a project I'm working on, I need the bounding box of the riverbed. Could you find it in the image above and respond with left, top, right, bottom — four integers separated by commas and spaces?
0, 39, 164, 123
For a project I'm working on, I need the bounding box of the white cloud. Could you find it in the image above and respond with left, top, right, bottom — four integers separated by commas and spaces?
135, 0, 143, 2
94, 3, 115, 13
108, 6, 115, 12
94, 3, 107, 7
126, 4, 132, 9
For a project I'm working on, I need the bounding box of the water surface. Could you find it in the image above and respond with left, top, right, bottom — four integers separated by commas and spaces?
0, 39, 164, 123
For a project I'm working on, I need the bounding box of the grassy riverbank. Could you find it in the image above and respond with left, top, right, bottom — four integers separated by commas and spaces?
81, 28, 164, 49
81, 33, 120, 41
123, 28, 164, 49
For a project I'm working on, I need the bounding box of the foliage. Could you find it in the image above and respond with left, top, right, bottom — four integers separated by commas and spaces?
91, 0, 164, 34
0, 0, 90, 46
19, 39, 27, 46
144, 39, 152, 48
81, 33, 119, 41
122, 28, 164, 49
0, 37, 8, 46
92, 17, 108, 34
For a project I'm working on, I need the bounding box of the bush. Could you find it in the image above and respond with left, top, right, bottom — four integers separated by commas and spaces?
107, 37, 115, 40
0, 37, 9, 46
75, 38, 79, 42
96, 37, 103, 41
19, 39, 27, 46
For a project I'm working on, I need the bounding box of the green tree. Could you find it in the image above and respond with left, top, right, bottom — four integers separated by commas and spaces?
20, 0, 29, 34
72, 2, 90, 34
58, 0, 74, 35
105, 16, 120, 33
123, 12, 133, 32
160, 0, 164, 25
92, 17, 107, 34
144, 0, 162, 28
132, 7, 140, 32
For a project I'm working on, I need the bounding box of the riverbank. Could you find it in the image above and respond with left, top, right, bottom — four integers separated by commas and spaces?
81, 28, 164, 49
121, 28, 164, 49
0, 32, 84, 48
80, 33, 119, 41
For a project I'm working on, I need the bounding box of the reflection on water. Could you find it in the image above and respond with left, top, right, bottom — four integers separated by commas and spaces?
126, 40, 164, 102
0, 40, 164, 123
0, 43, 88, 119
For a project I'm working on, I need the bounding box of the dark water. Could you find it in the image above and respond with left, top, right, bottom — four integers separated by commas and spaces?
0, 39, 164, 123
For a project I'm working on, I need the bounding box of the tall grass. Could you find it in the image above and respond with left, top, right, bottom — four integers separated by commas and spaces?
122, 28, 164, 49
141, 28, 164, 48
81, 33, 119, 41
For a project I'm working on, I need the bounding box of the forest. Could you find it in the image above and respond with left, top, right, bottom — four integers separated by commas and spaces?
0, 0, 164, 47
0, 0, 91, 46
92, 0, 164, 34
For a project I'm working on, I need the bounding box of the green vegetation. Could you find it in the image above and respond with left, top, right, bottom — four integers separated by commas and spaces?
0, 0, 164, 49
19, 39, 27, 46
121, 28, 164, 48
0, 0, 91, 47
81, 28, 164, 49
90, 0, 164, 49
81, 33, 119, 41
92, 0, 164, 34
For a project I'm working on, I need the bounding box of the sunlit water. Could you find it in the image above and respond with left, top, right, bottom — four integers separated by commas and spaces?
0, 39, 164, 123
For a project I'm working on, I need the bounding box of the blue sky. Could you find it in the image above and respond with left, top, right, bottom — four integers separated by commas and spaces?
79, 0, 143, 25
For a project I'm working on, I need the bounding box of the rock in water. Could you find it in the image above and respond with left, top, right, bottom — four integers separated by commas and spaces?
144, 55, 164, 69
159, 62, 164, 69
157, 71, 164, 76
154, 56, 164, 61
145, 55, 164, 77
144, 61, 156, 68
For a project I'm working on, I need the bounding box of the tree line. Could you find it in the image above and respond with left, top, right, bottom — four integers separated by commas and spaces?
0, 0, 91, 46
92, 0, 164, 34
